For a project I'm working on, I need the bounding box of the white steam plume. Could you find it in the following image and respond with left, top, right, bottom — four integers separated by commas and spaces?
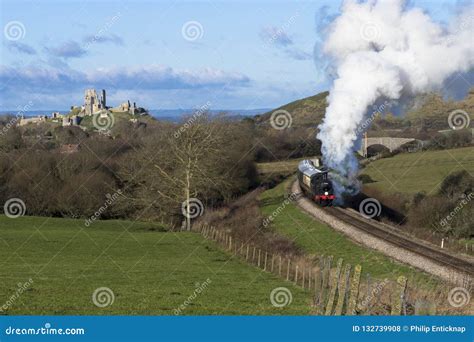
317, 0, 474, 195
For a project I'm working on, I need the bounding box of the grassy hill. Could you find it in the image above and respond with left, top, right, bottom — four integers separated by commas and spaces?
406, 89, 474, 130
255, 87, 474, 131
256, 91, 329, 127
0, 216, 310, 315
360, 146, 474, 195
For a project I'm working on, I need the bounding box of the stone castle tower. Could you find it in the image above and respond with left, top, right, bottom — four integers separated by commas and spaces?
84, 89, 107, 115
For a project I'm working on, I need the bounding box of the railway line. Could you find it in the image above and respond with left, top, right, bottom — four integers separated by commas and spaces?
291, 180, 474, 284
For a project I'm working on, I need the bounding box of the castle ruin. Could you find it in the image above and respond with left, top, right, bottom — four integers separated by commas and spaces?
84, 89, 107, 115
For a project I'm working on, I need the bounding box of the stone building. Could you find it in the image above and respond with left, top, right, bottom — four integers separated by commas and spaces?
18, 115, 47, 126
84, 89, 106, 115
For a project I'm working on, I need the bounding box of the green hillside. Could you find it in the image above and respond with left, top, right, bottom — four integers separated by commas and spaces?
256, 91, 329, 127
405, 89, 474, 130
361, 146, 474, 194
255, 87, 474, 131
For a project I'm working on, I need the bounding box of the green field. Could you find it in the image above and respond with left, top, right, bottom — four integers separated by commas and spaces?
256, 156, 319, 174
258, 179, 437, 287
361, 146, 474, 195
0, 216, 310, 315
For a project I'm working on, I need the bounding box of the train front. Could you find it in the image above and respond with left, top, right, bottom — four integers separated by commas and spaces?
297, 159, 335, 206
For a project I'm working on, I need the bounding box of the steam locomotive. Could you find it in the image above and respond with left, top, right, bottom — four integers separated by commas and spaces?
297, 159, 335, 206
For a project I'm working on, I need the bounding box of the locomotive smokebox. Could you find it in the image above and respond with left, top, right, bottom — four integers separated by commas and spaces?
297, 159, 335, 206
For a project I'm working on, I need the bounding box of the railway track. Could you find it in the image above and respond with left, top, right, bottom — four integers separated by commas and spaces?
325, 206, 474, 277
292, 181, 474, 282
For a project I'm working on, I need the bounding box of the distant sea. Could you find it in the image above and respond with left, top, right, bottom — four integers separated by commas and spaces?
0, 108, 271, 123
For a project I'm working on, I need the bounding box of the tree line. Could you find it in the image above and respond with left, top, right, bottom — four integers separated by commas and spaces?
0, 113, 318, 226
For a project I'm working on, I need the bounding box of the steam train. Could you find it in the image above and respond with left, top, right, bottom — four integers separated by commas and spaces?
297, 159, 335, 206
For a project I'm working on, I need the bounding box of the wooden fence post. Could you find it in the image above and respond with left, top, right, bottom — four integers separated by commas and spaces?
286, 259, 291, 281
229, 236, 232, 251
295, 265, 299, 284
318, 256, 332, 315
325, 257, 342, 316
347, 264, 362, 315
313, 257, 323, 308
258, 249, 261, 267
279, 256, 282, 276
334, 264, 351, 315
302, 267, 305, 289
252, 247, 256, 263
246, 245, 250, 260
271, 254, 274, 273
391, 276, 407, 315
307, 269, 311, 290
414, 299, 437, 315
366, 274, 372, 315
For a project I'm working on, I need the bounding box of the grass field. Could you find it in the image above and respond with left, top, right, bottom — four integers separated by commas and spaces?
0, 216, 310, 315
258, 179, 437, 287
360, 146, 474, 195
256, 156, 319, 174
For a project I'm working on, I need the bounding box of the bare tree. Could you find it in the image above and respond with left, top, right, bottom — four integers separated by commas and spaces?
119, 114, 253, 228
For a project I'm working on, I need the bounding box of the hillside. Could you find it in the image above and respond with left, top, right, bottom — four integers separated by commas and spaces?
255, 91, 329, 127
361, 146, 474, 194
406, 88, 474, 130
255, 87, 474, 131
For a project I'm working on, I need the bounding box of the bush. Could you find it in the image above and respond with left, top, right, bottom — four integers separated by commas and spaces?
358, 174, 376, 184
407, 171, 474, 238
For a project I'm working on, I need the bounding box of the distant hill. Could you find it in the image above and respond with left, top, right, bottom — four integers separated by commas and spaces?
255, 87, 474, 131
255, 91, 329, 127
406, 88, 474, 130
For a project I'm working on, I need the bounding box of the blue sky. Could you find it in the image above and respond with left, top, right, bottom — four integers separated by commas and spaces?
0, 0, 463, 111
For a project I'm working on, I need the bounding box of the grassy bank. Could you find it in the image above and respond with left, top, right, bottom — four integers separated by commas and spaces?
258, 179, 438, 287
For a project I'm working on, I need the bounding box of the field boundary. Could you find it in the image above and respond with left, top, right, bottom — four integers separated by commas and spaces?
192, 223, 459, 315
